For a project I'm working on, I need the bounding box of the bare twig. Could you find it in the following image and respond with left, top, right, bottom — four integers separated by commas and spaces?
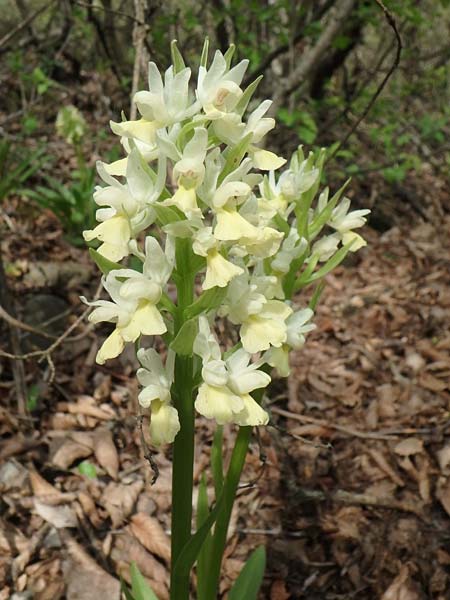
271, 0, 357, 112
130, 0, 149, 120
0, 1, 53, 49
270, 406, 399, 441
295, 487, 425, 518
0, 252, 27, 413
328, 0, 402, 160
0, 282, 102, 383
137, 414, 159, 484
0, 304, 56, 340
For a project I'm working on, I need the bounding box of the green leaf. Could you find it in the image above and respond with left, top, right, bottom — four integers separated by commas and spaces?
196, 474, 212, 599
228, 546, 266, 600
89, 248, 122, 275
200, 37, 210, 68
295, 240, 354, 291
170, 318, 198, 356
130, 562, 159, 600
309, 281, 325, 311
218, 133, 253, 184
153, 203, 184, 226
211, 426, 224, 499
170, 40, 186, 73
120, 578, 135, 600
184, 286, 227, 320
26, 384, 40, 411
308, 179, 350, 238
77, 461, 97, 479
224, 44, 235, 69
235, 76, 263, 116
173, 493, 224, 580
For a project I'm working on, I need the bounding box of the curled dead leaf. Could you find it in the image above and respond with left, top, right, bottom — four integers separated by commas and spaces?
101, 480, 143, 528
394, 438, 424, 457
34, 499, 78, 529
129, 512, 171, 564
93, 428, 119, 479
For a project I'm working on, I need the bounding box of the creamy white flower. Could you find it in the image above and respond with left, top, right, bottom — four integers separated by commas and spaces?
83, 149, 166, 260
312, 232, 341, 262
271, 227, 307, 274
82, 237, 172, 364
136, 348, 179, 445
329, 197, 370, 233
197, 50, 248, 119
134, 63, 199, 127
192, 227, 243, 290
193, 317, 270, 425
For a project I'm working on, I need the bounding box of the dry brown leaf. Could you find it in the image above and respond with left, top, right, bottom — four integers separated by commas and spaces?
418, 372, 447, 392
270, 579, 291, 600
51, 440, 93, 470
381, 565, 421, 600
394, 438, 424, 457
93, 428, 119, 479
65, 536, 120, 600
68, 395, 116, 420
129, 512, 171, 563
437, 445, 450, 472
34, 499, 78, 529
112, 533, 169, 598
436, 478, 450, 517
78, 491, 102, 528
101, 480, 143, 528
30, 470, 61, 497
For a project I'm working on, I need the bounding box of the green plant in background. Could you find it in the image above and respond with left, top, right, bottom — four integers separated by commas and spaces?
0, 140, 45, 203
25, 104, 96, 245
85, 40, 370, 599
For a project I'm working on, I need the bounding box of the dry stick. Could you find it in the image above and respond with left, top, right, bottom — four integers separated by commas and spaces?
270, 406, 399, 441
0, 282, 102, 383
0, 1, 53, 49
0, 304, 56, 340
0, 252, 27, 414
130, 0, 148, 120
296, 488, 425, 519
327, 0, 402, 161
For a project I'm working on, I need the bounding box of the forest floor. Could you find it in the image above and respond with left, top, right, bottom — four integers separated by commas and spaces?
1, 186, 450, 600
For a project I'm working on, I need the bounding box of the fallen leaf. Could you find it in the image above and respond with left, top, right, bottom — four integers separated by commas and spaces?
51, 440, 93, 470
101, 480, 143, 528
112, 533, 169, 599
129, 512, 171, 563
64, 536, 120, 600
34, 499, 78, 529
381, 564, 421, 600
93, 428, 119, 479
394, 438, 424, 457
270, 579, 291, 600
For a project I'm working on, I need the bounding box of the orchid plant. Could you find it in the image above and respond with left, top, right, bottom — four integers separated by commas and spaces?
84, 40, 370, 599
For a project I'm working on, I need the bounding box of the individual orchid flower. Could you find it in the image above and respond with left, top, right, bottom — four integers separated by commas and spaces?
197, 50, 248, 119
83, 149, 166, 261
271, 226, 308, 274
193, 317, 270, 425
137, 348, 180, 445
83, 237, 172, 364
164, 127, 208, 218
328, 197, 370, 252
192, 227, 244, 290
134, 63, 200, 127
213, 100, 286, 170
264, 308, 316, 376
220, 273, 293, 353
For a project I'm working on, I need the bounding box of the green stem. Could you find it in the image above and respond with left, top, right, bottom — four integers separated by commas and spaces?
201, 426, 252, 600
170, 240, 195, 600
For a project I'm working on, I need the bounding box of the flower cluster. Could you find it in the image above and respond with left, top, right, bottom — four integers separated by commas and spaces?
85, 42, 370, 445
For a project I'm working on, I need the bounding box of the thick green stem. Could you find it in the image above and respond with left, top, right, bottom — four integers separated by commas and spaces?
170, 354, 195, 599
202, 426, 252, 600
170, 240, 195, 600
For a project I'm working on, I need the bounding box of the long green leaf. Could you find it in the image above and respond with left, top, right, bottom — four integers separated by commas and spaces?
184, 286, 227, 320
170, 317, 198, 356
130, 562, 159, 600
196, 474, 212, 600
89, 248, 122, 275
173, 493, 224, 580
211, 426, 224, 499
228, 546, 266, 600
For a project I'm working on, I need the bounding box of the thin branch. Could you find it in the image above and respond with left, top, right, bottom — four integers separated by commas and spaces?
0, 1, 53, 49
130, 0, 149, 120
0, 282, 102, 383
328, 0, 402, 160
